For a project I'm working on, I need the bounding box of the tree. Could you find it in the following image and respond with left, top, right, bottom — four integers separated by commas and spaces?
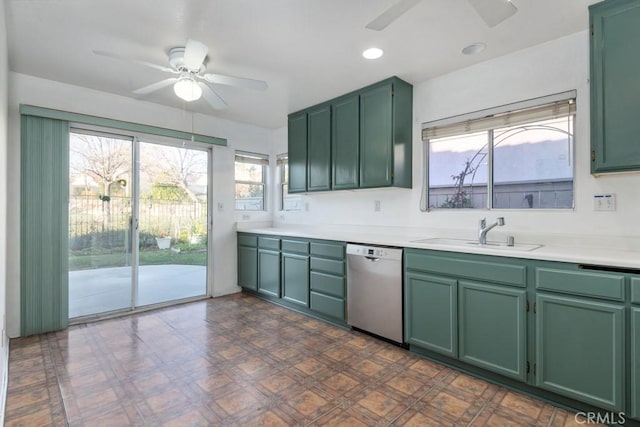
142, 145, 206, 202
70, 133, 130, 230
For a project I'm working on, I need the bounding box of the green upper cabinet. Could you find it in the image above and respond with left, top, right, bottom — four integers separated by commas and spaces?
536, 293, 624, 411
288, 112, 308, 193
360, 78, 412, 188
286, 76, 412, 193
360, 83, 393, 187
590, 0, 640, 173
331, 94, 360, 190
307, 104, 332, 191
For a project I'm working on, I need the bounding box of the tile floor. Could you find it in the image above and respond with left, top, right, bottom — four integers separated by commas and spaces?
5, 293, 596, 426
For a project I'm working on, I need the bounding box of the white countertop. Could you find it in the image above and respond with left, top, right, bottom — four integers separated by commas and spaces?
237, 224, 640, 270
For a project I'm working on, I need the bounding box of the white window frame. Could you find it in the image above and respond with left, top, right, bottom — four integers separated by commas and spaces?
277, 153, 302, 211
421, 91, 576, 211
235, 151, 268, 211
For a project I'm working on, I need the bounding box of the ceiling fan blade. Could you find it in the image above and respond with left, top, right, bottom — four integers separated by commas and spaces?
132, 78, 177, 95
183, 39, 209, 71
93, 50, 177, 73
201, 73, 268, 91
467, 0, 517, 27
201, 84, 227, 110
365, 0, 422, 31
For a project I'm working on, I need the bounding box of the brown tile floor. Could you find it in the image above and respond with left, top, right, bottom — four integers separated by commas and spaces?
5, 293, 597, 426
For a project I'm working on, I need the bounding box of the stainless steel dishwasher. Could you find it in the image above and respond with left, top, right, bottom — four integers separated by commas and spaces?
346, 244, 404, 344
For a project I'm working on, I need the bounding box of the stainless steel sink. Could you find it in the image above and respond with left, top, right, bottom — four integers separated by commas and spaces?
411, 237, 543, 252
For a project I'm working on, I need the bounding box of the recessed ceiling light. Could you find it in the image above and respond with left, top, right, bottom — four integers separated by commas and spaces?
363, 47, 384, 60
462, 42, 486, 55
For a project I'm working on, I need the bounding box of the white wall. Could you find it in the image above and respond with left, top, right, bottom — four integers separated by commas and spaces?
274, 31, 640, 244
0, 0, 10, 421
6, 73, 276, 337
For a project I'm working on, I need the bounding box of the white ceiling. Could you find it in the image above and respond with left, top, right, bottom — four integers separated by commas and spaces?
5, 0, 597, 129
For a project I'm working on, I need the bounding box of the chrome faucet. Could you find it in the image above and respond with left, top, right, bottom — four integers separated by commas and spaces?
478, 217, 505, 245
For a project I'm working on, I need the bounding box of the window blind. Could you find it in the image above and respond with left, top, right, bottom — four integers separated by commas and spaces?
235, 151, 269, 166
422, 92, 576, 140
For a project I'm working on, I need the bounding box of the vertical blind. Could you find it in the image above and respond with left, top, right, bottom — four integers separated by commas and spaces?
20, 115, 70, 336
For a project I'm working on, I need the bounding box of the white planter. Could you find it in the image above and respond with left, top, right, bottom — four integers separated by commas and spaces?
190, 235, 204, 244
155, 237, 171, 250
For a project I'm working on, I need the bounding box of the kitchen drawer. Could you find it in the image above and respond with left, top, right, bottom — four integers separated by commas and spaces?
631, 277, 640, 304
281, 239, 309, 254
310, 242, 344, 260
238, 233, 257, 247
310, 271, 344, 298
310, 257, 344, 276
310, 291, 345, 320
535, 268, 624, 301
258, 236, 280, 250
405, 250, 526, 287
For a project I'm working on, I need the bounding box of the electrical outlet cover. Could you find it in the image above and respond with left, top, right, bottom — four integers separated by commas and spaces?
593, 194, 616, 211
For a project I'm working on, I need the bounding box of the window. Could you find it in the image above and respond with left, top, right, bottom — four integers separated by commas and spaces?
235, 151, 268, 210
277, 154, 303, 211
423, 92, 575, 210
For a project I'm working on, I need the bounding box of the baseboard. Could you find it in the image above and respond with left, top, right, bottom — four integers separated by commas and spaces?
212, 286, 241, 297
0, 333, 9, 426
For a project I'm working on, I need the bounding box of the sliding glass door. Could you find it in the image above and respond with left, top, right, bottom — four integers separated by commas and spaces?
68, 130, 209, 318
68, 131, 133, 317
137, 141, 208, 307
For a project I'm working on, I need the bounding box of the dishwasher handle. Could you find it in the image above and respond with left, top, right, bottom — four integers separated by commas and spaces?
364, 256, 381, 262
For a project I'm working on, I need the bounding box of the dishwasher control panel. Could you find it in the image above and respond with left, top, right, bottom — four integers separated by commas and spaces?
347, 245, 388, 258
346, 244, 403, 261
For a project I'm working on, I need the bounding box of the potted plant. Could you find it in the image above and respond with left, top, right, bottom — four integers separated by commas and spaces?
155, 228, 171, 250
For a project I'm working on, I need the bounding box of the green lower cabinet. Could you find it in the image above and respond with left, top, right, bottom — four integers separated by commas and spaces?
310, 291, 344, 320
458, 281, 526, 381
282, 253, 309, 306
535, 294, 624, 411
258, 249, 280, 297
631, 307, 640, 419
405, 272, 457, 357
237, 245, 257, 291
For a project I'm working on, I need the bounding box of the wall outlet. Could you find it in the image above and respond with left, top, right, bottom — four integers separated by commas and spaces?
305, 202, 310, 211
374, 200, 381, 212
242, 214, 250, 220
217, 202, 223, 212
594, 194, 616, 211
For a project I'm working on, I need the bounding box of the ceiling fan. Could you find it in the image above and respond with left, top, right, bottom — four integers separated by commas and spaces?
366, 0, 518, 30
93, 39, 268, 110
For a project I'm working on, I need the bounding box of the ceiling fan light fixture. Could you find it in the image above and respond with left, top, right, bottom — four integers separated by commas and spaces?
362, 47, 384, 60
173, 75, 202, 102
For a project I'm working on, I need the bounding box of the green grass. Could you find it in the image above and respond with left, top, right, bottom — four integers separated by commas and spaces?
69, 249, 206, 271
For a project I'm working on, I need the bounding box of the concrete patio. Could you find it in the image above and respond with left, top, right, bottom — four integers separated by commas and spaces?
69, 264, 207, 318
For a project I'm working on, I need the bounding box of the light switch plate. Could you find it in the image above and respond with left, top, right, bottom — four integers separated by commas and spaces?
593, 194, 616, 211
